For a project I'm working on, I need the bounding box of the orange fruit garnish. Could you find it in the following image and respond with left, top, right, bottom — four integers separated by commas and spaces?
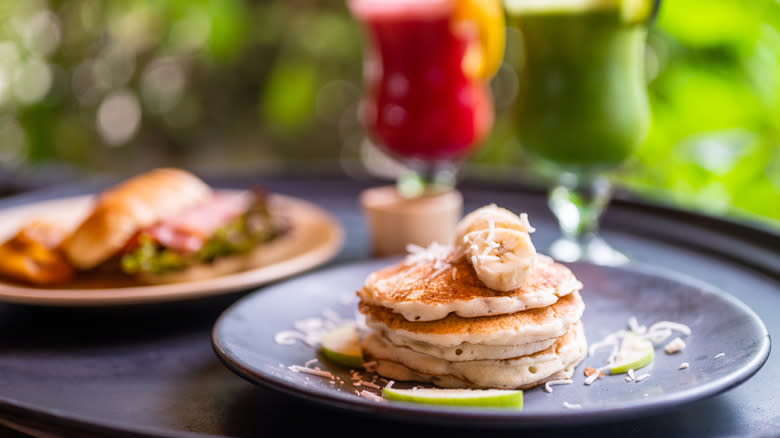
453, 0, 506, 80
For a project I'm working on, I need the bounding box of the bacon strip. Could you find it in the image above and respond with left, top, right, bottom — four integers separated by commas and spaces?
144, 191, 253, 253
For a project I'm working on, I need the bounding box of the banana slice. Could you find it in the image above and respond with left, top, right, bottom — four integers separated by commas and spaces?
455, 204, 537, 292
465, 227, 536, 291
455, 204, 534, 251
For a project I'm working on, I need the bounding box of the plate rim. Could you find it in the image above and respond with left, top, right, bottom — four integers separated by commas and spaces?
210, 258, 772, 428
0, 192, 345, 306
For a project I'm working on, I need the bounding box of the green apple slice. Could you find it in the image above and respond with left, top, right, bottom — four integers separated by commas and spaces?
382, 387, 523, 409
320, 323, 364, 368
609, 331, 655, 375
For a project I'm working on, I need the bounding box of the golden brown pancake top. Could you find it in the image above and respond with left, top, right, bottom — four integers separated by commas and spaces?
360, 253, 581, 305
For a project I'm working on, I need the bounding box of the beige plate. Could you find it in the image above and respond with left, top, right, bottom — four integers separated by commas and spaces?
0, 192, 344, 306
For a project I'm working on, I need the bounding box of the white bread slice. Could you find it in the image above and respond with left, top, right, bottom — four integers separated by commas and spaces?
60, 168, 212, 270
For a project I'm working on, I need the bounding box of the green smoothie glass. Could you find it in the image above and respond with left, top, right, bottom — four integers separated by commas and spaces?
505, 0, 658, 265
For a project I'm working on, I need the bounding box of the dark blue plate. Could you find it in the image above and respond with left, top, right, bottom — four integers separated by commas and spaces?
211, 258, 770, 427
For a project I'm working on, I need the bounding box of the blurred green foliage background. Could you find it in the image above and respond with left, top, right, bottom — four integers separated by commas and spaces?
0, 0, 777, 228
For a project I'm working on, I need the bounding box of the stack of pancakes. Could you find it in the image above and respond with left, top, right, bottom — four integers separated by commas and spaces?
357, 207, 587, 390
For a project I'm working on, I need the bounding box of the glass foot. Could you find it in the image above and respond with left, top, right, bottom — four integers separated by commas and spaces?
549, 234, 629, 266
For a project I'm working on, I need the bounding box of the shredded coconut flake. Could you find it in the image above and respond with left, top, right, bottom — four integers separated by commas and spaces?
645, 321, 692, 343
405, 242, 450, 266
288, 365, 335, 379
628, 316, 647, 335
274, 331, 308, 345
357, 390, 385, 402
588, 329, 627, 357
357, 380, 380, 389
563, 402, 582, 409
322, 308, 344, 324
404, 242, 455, 281
635, 373, 650, 383
679, 362, 689, 370
584, 372, 601, 385
274, 312, 350, 347
714, 352, 725, 359
664, 337, 686, 354
544, 379, 573, 393
519, 213, 535, 233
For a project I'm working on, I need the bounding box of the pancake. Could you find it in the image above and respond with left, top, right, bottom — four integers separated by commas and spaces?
371, 359, 578, 391
358, 253, 582, 321
376, 329, 557, 361
360, 290, 584, 347
362, 321, 587, 389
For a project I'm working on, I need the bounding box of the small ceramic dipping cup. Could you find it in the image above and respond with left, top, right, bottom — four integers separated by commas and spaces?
360, 185, 463, 257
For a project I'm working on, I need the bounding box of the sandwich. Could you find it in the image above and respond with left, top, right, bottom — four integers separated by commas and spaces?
54, 167, 287, 284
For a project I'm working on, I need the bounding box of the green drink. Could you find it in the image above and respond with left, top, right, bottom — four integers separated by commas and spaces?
508, 2, 650, 173
504, 0, 656, 264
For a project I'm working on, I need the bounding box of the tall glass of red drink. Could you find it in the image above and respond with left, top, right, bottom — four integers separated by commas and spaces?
349, 0, 504, 196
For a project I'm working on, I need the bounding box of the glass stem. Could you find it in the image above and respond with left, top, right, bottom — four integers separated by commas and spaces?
549, 173, 612, 241
547, 173, 628, 265
396, 160, 458, 198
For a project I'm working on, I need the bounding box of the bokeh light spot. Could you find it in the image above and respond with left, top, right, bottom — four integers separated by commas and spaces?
0, 116, 28, 166
141, 56, 186, 114
13, 58, 52, 104
22, 9, 62, 56
97, 89, 141, 146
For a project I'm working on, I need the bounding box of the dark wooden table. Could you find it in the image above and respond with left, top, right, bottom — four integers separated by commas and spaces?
0, 171, 777, 437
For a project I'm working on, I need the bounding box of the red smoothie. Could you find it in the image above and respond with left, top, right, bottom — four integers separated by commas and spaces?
349, 0, 493, 162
